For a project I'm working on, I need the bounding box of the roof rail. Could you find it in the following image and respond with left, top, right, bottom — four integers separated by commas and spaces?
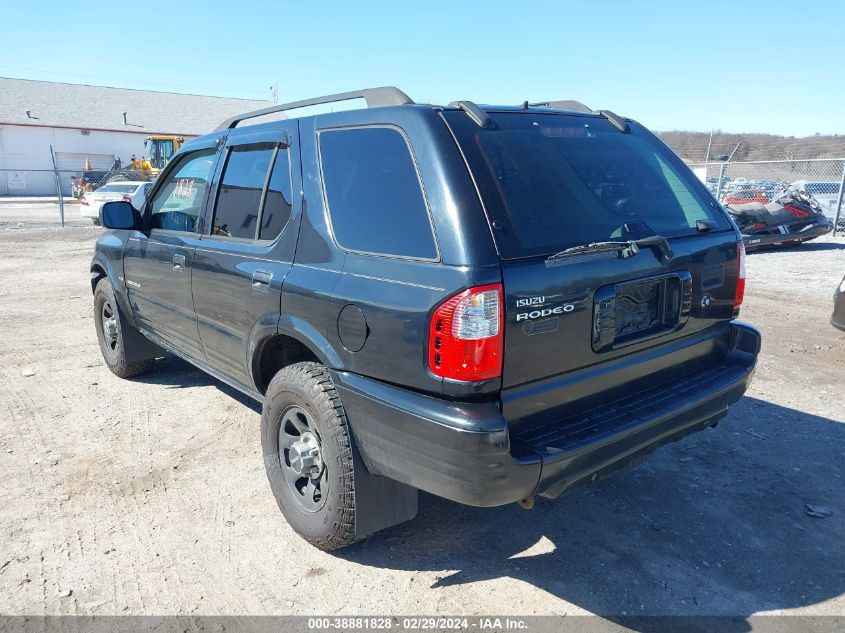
528, 100, 593, 114
215, 86, 414, 131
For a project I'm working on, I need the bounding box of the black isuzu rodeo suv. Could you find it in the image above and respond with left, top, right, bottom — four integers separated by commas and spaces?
91, 87, 761, 551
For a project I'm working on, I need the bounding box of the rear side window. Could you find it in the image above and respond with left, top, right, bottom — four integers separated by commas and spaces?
319, 127, 437, 259
213, 144, 274, 239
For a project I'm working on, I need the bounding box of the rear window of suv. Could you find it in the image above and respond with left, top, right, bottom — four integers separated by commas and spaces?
444, 111, 730, 259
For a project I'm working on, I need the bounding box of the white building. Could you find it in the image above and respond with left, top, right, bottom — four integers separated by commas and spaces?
0, 77, 269, 195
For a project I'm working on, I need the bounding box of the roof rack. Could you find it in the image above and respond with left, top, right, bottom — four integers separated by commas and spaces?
215, 86, 414, 131
528, 100, 592, 114
596, 110, 630, 133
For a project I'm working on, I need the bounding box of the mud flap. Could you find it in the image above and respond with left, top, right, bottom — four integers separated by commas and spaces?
118, 307, 166, 363
351, 441, 418, 539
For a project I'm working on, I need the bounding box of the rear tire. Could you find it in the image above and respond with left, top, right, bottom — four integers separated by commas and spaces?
94, 278, 155, 378
261, 362, 359, 551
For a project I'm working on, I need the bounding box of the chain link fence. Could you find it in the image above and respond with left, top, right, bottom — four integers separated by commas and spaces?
0, 168, 156, 228
3, 154, 844, 233
688, 158, 845, 234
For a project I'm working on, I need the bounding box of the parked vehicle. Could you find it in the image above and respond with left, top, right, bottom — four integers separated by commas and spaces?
791, 180, 842, 221
80, 181, 152, 224
90, 87, 761, 551
722, 188, 770, 206
726, 188, 833, 250
833, 275, 845, 332
72, 170, 111, 198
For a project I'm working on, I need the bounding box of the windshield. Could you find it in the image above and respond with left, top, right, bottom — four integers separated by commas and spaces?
97, 183, 139, 193
444, 111, 730, 258
805, 182, 840, 195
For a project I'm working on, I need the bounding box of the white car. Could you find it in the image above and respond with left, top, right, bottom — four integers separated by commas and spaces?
80, 181, 153, 224
791, 180, 842, 221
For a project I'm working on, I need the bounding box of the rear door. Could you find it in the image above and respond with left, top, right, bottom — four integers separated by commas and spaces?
191, 122, 301, 387
443, 110, 740, 421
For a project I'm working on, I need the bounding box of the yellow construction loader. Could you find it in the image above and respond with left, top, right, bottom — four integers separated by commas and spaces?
130, 135, 184, 175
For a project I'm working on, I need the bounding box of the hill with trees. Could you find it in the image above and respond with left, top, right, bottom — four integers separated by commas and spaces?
658, 130, 845, 163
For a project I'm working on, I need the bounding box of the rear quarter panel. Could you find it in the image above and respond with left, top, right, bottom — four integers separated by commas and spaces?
293, 106, 501, 396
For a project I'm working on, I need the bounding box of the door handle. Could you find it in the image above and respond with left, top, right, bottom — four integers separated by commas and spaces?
172, 254, 186, 271
252, 269, 273, 288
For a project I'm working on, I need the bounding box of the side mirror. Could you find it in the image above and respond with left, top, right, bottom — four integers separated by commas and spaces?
101, 201, 139, 230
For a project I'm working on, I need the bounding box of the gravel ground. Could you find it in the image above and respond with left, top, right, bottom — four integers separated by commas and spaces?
0, 201, 87, 230
0, 228, 843, 620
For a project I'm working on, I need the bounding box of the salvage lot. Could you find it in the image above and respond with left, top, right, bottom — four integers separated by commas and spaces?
0, 225, 843, 618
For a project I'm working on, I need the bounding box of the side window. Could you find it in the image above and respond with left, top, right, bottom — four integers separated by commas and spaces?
319, 127, 437, 259
259, 148, 293, 241
150, 149, 217, 232
212, 144, 274, 239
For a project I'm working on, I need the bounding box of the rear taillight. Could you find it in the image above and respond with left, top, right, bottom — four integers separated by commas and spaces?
428, 283, 503, 382
122, 195, 132, 203
734, 241, 746, 316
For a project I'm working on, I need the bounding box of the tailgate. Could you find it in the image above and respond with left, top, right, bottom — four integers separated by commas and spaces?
441, 108, 742, 427
500, 232, 740, 427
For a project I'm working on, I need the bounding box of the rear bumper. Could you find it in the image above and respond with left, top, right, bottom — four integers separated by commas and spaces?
80, 204, 100, 219
333, 321, 761, 507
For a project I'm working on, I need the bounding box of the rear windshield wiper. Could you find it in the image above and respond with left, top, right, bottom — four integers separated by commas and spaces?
546, 235, 673, 264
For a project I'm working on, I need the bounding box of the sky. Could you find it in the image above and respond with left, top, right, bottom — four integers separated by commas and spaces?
1, 0, 842, 137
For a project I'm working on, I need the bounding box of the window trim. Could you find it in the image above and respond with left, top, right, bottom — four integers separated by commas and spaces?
316, 123, 441, 263
205, 142, 295, 246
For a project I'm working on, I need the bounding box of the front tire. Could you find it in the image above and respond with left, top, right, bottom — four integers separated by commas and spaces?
94, 278, 155, 378
261, 362, 359, 551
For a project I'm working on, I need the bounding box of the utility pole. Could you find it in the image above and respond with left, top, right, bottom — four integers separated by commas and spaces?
704, 129, 714, 163
726, 141, 742, 163
269, 84, 279, 104
716, 142, 742, 201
